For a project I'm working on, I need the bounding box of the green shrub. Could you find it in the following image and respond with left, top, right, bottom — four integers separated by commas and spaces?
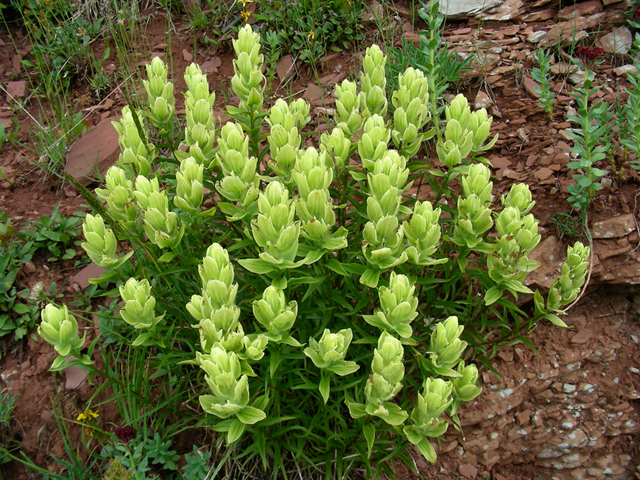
42, 25, 589, 478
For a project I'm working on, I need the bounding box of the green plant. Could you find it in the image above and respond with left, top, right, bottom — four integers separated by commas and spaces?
566, 46, 613, 218
20, 204, 82, 262
254, 0, 364, 71
387, 0, 471, 142
531, 48, 556, 121
0, 389, 19, 465
621, 33, 640, 170
38, 26, 589, 478
182, 445, 212, 479
0, 210, 38, 341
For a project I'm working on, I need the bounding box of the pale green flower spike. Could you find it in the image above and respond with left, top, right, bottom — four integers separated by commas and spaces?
484, 206, 541, 305
436, 118, 473, 168
119, 278, 164, 330
252, 286, 298, 343
403, 378, 453, 463
304, 328, 359, 375
95, 166, 137, 225
174, 156, 204, 214
361, 215, 408, 288
112, 106, 156, 177
268, 123, 301, 181
427, 316, 467, 377
537, 242, 590, 325
502, 183, 535, 215
231, 24, 265, 113
304, 328, 359, 403
363, 272, 419, 338
359, 44, 387, 117
403, 201, 447, 266
366, 150, 408, 222
250, 181, 300, 265
320, 127, 351, 168
38, 304, 85, 357
198, 346, 266, 431
81, 214, 119, 267
292, 147, 347, 250
267, 98, 310, 132
452, 361, 482, 403
143, 57, 175, 133
215, 122, 260, 217
187, 243, 244, 354
468, 108, 499, 153
446, 94, 471, 129
335, 79, 363, 139
143, 191, 184, 249
184, 63, 216, 168
358, 115, 390, 172
461, 163, 493, 207
134, 175, 160, 211
346, 331, 408, 426
451, 194, 494, 249
392, 67, 431, 158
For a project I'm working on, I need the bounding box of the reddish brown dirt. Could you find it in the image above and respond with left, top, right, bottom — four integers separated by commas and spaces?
1, 1, 640, 479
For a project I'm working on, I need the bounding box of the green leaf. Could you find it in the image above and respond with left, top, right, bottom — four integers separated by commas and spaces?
359, 268, 380, 288
236, 406, 266, 425
327, 360, 360, 376
415, 438, 437, 463
319, 374, 331, 404
380, 403, 408, 426
227, 419, 246, 444
346, 399, 367, 418
158, 252, 177, 262
12, 303, 29, 315
545, 313, 568, 327
363, 423, 375, 459
484, 286, 503, 305
238, 258, 278, 274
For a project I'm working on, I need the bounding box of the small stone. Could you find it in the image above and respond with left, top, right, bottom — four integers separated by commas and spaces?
276, 54, 294, 82
458, 463, 478, 479
6, 81, 27, 103
591, 214, 635, 239
474, 90, 492, 109
571, 329, 592, 344
200, 56, 221, 74
523, 76, 541, 98
613, 64, 637, 76
527, 31, 546, 44
534, 168, 553, 180
491, 156, 511, 169
182, 48, 193, 62
66, 116, 121, 186
64, 359, 89, 390
70, 263, 107, 290
12, 54, 21, 73
598, 26, 632, 55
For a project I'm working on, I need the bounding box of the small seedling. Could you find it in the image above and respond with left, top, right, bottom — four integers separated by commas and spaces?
531, 48, 556, 121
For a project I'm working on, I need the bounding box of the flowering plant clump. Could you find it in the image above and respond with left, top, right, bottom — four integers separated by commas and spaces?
40, 25, 589, 477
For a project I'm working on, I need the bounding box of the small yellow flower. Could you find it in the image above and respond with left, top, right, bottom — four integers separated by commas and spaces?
239, 0, 253, 4
308, 31, 315, 40
77, 409, 99, 421
240, 10, 251, 22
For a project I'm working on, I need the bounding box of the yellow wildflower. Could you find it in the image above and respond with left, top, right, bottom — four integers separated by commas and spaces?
308, 31, 315, 40
240, 10, 251, 22
239, 0, 253, 4
77, 409, 99, 421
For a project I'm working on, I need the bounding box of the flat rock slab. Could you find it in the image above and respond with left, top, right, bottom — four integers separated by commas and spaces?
591, 214, 635, 239
438, 0, 501, 17
71, 263, 107, 290
66, 116, 121, 186
598, 26, 632, 55
6, 81, 27, 103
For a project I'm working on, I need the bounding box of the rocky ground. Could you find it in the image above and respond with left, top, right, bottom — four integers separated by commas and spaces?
1, 0, 640, 478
